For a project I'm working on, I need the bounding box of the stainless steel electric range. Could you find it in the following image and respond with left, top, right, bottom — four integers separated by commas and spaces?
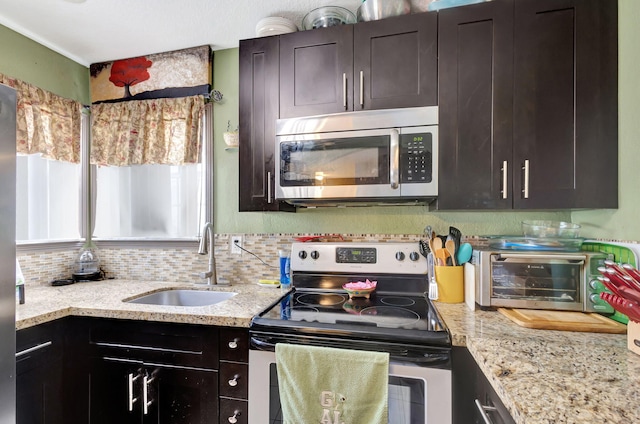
248, 241, 452, 424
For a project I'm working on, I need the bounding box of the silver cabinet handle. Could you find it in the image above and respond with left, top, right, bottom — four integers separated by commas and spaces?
390, 129, 400, 189
228, 409, 241, 424
228, 374, 240, 387
15, 341, 52, 358
128, 372, 140, 412
522, 159, 530, 199
342, 73, 347, 109
501, 161, 508, 199
359, 70, 364, 107
143, 374, 155, 415
228, 338, 239, 349
267, 171, 272, 204
475, 399, 498, 424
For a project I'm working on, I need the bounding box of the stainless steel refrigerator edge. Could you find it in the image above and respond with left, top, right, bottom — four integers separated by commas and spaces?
0, 83, 17, 423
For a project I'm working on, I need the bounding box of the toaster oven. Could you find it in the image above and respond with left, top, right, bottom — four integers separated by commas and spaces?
473, 249, 612, 313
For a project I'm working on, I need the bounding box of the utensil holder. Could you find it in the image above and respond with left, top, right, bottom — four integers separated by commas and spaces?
435, 266, 464, 303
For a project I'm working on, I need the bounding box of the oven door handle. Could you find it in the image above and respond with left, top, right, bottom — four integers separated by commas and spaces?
390, 129, 400, 189
251, 337, 450, 365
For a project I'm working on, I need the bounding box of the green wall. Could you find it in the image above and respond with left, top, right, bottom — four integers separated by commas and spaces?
0, 24, 89, 103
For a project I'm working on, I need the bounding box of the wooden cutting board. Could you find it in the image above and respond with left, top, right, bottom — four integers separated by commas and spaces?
498, 308, 627, 334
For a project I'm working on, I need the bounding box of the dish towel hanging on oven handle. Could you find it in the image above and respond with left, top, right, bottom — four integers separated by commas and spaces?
276, 343, 389, 424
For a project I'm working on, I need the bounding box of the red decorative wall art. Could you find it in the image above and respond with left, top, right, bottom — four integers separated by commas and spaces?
89, 45, 212, 104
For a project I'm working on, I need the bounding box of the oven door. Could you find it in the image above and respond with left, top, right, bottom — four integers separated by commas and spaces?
488, 253, 586, 311
248, 349, 452, 424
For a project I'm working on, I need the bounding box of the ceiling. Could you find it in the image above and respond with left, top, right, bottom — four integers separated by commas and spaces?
0, 0, 364, 67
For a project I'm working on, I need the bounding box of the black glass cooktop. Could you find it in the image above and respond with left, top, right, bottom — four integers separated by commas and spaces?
251, 288, 450, 349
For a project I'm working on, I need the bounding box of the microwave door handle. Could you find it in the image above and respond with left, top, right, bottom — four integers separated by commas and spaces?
390, 129, 400, 189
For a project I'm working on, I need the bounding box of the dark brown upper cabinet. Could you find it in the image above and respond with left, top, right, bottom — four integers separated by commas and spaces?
239, 37, 295, 212
279, 12, 438, 119
437, 0, 618, 210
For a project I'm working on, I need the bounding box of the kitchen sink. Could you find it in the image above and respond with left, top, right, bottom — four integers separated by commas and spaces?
125, 289, 237, 307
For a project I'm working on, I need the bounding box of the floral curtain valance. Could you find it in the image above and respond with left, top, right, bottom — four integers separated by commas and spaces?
0, 73, 82, 163
90, 95, 205, 166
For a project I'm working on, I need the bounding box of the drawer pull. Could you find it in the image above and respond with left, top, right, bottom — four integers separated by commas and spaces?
143, 374, 155, 415
228, 409, 241, 424
228, 338, 239, 349
16, 341, 52, 358
475, 399, 498, 424
128, 372, 140, 412
228, 374, 240, 387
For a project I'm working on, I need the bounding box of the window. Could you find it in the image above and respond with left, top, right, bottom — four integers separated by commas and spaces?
93, 162, 204, 238
92, 103, 210, 240
15, 154, 80, 241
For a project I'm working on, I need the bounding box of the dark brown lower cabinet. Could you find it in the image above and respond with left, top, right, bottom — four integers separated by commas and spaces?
453, 347, 515, 424
88, 358, 218, 424
16, 320, 64, 424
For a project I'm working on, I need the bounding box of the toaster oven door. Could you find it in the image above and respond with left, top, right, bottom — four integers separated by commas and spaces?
488, 253, 585, 311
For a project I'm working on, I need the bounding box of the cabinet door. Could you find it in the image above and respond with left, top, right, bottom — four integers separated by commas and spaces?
148, 366, 218, 424
512, 0, 618, 209
16, 357, 64, 424
16, 320, 65, 424
437, 0, 514, 209
279, 25, 353, 118
354, 12, 438, 111
239, 37, 295, 212
89, 358, 143, 424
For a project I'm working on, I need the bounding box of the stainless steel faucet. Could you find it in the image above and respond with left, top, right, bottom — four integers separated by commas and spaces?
197, 222, 218, 285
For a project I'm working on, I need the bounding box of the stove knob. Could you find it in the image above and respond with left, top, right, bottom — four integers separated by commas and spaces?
298, 250, 307, 260
310, 250, 319, 260
409, 252, 420, 261
395, 251, 405, 261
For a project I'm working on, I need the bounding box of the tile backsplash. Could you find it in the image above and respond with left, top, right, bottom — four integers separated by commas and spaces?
18, 233, 428, 286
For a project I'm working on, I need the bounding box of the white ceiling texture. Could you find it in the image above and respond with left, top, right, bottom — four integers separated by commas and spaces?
0, 0, 363, 66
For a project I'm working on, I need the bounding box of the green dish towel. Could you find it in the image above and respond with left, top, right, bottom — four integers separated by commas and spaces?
276, 343, 389, 424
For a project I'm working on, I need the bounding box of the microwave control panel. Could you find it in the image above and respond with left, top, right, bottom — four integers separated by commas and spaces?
400, 133, 432, 183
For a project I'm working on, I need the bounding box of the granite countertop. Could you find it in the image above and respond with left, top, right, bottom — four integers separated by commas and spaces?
15, 281, 640, 423
15, 279, 285, 330
435, 302, 640, 424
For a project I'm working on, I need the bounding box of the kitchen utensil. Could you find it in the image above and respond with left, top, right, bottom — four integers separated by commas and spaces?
449, 226, 462, 257
498, 308, 627, 333
432, 236, 443, 253
456, 243, 473, 265
357, 0, 411, 22
521, 220, 581, 238
622, 263, 640, 284
618, 285, 640, 304
427, 253, 438, 300
600, 292, 640, 322
445, 239, 457, 266
598, 276, 624, 297
419, 239, 430, 258
434, 248, 450, 266
302, 6, 356, 30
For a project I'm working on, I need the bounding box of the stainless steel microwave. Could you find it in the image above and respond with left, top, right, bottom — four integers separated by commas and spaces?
473, 249, 612, 313
275, 107, 438, 207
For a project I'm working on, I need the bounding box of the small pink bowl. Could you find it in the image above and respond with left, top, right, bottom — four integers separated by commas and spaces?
342, 280, 377, 299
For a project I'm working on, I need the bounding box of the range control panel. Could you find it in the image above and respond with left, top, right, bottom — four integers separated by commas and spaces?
291, 242, 427, 275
